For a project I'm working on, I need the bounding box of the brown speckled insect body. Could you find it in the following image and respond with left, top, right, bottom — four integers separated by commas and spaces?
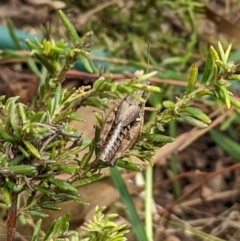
97, 80, 149, 166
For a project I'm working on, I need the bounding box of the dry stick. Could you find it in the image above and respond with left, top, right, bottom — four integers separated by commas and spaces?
7, 191, 19, 241
173, 188, 240, 214
165, 159, 240, 215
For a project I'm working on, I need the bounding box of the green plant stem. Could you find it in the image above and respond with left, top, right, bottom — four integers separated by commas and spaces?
145, 166, 153, 241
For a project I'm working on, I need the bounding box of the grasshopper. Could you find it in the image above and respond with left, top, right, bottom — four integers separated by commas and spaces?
97, 76, 149, 166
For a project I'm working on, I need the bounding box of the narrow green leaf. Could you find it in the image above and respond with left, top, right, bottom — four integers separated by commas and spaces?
79, 53, 93, 73
32, 51, 54, 73
230, 98, 240, 108
24, 141, 41, 159
27, 58, 42, 80
116, 160, 142, 171
47, 177, 78, 195
225, 44, 232, 60
184, 106, 212, 124
93, 77, 106, 90
28, 210, 49, 218
18, 145, 30, 158
54, 85, 62, 110
72, 174, 104, 187
110, 168, 148, 241
138, 71, 157, 81
57, 164, 79, 175
58, 10, 80, 45
2, 186, 11, 207
9, 155, 24, 166
18, 104, 27, 123
43, 219, 56, 241
186, 63, 198, 94
201, 50, 213, 84
41, 205, 61, 211
61, 88, 76, 104
54, 213, 70, 234
210, 130, 240, 161
176, 116, 208, 128
83, 97, 109, 109
80, 141, 95, 168
67, 112, 85, 122
9, 98, 21, 139
7, 19, 23, 49
31, 219, 42, 241
218, 41, 227, 64
29, 111, 45, 122
7, 165, 37, 176
146, 134, 174, 143
34, 185, 55, 195
0, 130, 14, 142
218, 85, 231, 108
47, 97, 55, 116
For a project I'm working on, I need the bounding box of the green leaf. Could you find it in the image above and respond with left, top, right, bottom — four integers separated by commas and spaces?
7, 165, 37, 176
47, 177, 78, 195
83, 97, 109, 109
40, 205, 61, 211
176, 116, 208, 128
17, 145, 30, 158
110, 168, 148, 241
201, 50, 214, 84
57, 164, 79, 175
80, 141, 95, 168
43, 214, 71, 241
9, 97, 21, 139
67, 112, 85, 122
0, 130, 14, 142
184, 106, 212, 124
54, 85, 62, 110
54, 213, 70, 235
31, 219, 42, 241
32, 50, 55, 73
28, 210, 49, 218
93, 77, 106, 90
43, 219, 56, 241
47, 97, 55, 116
9, 155, 24, 166
61, 88, 76, 104
230, 98, 240, 108
145, 134, 174, 143
210, 130, 240, 161
58, 10, 80, 45
79, 53, 93, 73
72, 174, 104, 188
116, 159, 142, 171
218, 85, 231, 108
29, 111, 45, 122
2, 186, 11, 207
23, 141, 41, 159
186, 63, 198, 94
7, 19, 23, 49
218, 41, 227, 64
34, 185, 55, 195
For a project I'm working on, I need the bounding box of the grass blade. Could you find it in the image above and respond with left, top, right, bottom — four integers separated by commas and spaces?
110, 167, 148, 241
